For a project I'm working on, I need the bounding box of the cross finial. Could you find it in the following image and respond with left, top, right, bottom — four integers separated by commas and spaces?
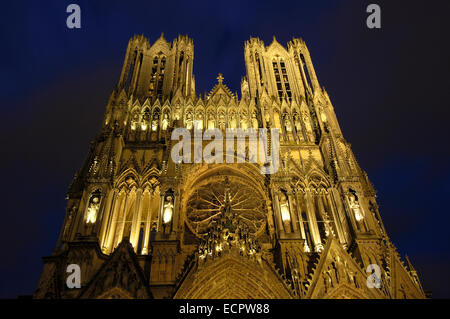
217, 73, 224, 84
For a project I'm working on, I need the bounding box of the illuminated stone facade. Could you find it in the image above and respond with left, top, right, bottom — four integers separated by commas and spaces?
35, 34, 425, 299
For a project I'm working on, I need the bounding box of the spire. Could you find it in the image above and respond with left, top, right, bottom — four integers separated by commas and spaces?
216, 73, 224, 85
271, 35, 280, 45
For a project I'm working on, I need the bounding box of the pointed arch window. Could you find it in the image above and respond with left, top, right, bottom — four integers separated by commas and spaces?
85, 189, 102, 224
157, 57, 166, 99
255, 52, 264, 86
302, 212, 313, 252
272, 58, 292, 101
148, 56, 159, 95
148, 55, 166, 100
179, 51, 184, 66
133, 52, 143, 94
175, 51, 185, 88
273, 61, 282, 100
125, 50, 138, 91
295, 53, 313, 95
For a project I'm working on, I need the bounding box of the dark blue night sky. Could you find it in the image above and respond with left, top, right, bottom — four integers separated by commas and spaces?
1, 0, 449, 298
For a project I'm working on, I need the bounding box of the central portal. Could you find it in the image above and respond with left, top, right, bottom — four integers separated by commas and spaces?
174, 254, 293, 299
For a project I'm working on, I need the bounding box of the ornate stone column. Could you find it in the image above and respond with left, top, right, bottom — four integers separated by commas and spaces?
301, 47, 320, 92
326, 191, 346, 246
321, 193, 337, 239
73, 191, 90, 237
105, 191, 123, 253
157, 192, 165, 232
287, 192, 299, 234
294, 192, 307, 240
130, 188, 143, 250
331, 187, 351, 244
117, 190, 131, 246
172, 190, 180, 236
54, 204, 74, 252
266, 201, 276, 241
304, 188, 322, 251
99, 188, 117, 251
272, 191, 285, 237
142, 190, 153, 255
359, 196, 379, 234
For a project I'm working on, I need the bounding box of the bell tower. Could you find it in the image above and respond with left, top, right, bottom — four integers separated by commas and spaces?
118, 33, 195, 101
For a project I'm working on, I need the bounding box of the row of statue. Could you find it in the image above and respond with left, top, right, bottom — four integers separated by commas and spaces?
127, 107, 319, 141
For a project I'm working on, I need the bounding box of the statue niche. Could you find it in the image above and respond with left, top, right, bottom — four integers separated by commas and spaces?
141, 108, 150, 131
301, 110, 314, 142
283, 113, 293, 141
251, 111, 259, 129
240, 111, 248, 130
161, 112, 170, 131
279, 192, 292, 233
347, 191, 367, 232
162, 194, 174, 234
185, 111, 193, 130
195, 111, 204, 130
293, 112, 304, 142
207, 112, 215, 129
151, 110, 160, 132
84, 190, 102, 235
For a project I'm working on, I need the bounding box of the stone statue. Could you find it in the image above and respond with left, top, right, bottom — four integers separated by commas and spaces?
302, 110, 314, 141
174, 104, 181, 120
293, 113, 304, 141
284, 115, 292, 132
86, 196, 100, 224
161, 113, 169, 130
251, 112, 258, 129
284, 114, 293, 141
320, 107, 327, 123
151, 114, 159, 131
141, 110, 150, 131
186, 112, 193, 130
131, 111, 139, 130
218, 112, 226, 130
142, 110, 150, 122
195, 113, 203, 130
348, 193, 364, 222
280, 193, 291, 229
230, 112, 237, 129
163, 196, 174, 224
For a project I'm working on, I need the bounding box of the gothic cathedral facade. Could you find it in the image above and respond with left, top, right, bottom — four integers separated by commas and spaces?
35, 34, 425, 299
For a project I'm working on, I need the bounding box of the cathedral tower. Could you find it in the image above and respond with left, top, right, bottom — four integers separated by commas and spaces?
35, 34, 425, 299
